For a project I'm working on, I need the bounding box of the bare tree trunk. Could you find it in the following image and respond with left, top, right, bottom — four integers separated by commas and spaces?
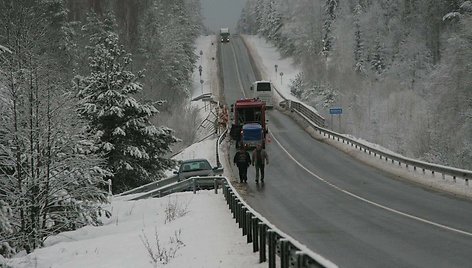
42, 78, 52, 240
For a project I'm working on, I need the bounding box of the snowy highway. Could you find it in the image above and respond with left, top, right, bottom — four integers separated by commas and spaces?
220, 35, 472, 268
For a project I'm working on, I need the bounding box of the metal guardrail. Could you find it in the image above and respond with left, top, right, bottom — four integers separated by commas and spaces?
281, 98, 472, 185
133, 175, 337, 268
130, 176, 223, 200
221, 178, 337, 268
117, 175, 179, 196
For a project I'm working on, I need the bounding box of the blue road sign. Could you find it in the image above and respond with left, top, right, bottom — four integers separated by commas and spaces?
329, 108, 343, 115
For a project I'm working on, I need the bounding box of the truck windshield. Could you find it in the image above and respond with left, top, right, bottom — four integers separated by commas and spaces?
238, 108, 262, 124
256, 83, 271, 92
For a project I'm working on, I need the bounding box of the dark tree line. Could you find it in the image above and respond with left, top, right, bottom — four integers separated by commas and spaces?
0, 0, 202, 256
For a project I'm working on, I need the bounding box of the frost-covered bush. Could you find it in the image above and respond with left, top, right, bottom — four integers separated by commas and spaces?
289, 73, 338, 109
289, 72, 305, 98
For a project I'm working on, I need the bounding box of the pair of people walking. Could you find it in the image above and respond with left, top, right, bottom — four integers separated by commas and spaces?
233, 144, 269, 184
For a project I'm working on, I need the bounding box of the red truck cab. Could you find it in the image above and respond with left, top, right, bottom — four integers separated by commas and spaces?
229, 98, 267, 149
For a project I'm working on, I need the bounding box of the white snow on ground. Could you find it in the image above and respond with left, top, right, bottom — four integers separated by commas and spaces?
6, 189, 263, 268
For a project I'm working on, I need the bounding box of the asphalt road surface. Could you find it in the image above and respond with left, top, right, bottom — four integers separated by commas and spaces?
219, 35, 472, 268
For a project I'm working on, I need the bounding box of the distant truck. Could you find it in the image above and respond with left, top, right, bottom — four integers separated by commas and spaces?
250, 80, 273, 108
229, 98, 268, 149
220, 28, 230, 43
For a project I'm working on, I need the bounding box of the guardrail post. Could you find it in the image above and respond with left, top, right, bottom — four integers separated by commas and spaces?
227, 189, 231, 206
235, 199, 239, 222
224, 185, 229, 203
253, 217, 259, 252
294, 251, 305, 268
246, 211, 252, 243
231, 193, 236, 218
280, 239, 289, 268
242, 206, 247, 236
214, 179, 218, 194
236, 202, 242, 226
192, 178, 196, 194
466, 178, 469, 186
259, 223, 267, 263
268, 230, 276, 268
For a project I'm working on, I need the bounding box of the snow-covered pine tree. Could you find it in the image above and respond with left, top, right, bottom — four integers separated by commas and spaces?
370, 32, 386, 75
353, 3, 366, 74
138, 0, 198, 103
0, 1, 110, 255
76, 13, 178, 193
322, 0, 339, 56
265, 1, 283, 43
289, 72, 305, 98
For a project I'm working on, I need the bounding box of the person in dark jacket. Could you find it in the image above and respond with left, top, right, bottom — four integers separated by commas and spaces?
233, 146, 251, 183
252, 144, 269, 183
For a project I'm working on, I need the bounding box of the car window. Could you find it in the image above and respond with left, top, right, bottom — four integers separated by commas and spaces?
181, 161, 211, 172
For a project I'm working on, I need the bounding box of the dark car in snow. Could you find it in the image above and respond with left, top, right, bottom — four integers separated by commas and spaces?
173, 158, 223, 181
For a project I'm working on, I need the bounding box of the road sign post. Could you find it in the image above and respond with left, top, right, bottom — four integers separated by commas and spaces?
329, 107, 343, 132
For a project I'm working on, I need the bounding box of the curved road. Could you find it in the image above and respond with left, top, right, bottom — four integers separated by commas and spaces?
219, 36, 472, 268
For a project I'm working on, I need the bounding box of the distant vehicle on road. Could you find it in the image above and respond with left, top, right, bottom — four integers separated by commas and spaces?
174, 158, 223, 181
250, 81, 273, 107
220, 28, 230, 43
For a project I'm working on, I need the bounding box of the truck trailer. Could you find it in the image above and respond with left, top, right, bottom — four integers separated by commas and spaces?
229, 98, 267, 149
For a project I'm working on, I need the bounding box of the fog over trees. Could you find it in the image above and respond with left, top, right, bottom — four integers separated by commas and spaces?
239, 0, 472, 169
0, 0, 202, 256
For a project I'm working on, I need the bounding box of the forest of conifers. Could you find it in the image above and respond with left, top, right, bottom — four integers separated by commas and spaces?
239, 0, 472, 170
0, 0, 202, 256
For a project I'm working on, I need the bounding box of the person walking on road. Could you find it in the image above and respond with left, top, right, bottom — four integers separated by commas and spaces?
252, 144, 269, 183
234, 146, 251, 183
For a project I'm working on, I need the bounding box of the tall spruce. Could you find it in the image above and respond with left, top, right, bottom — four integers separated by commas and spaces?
0, 1, 109, 255
322, 0, 338, 56
76, 13, 178, 193
353, 2, 366, 74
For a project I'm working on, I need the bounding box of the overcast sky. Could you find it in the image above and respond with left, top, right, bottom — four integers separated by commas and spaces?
201, 0, 246, 33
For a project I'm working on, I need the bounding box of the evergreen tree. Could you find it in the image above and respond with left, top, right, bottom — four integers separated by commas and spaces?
137, 0, 198, 103
322, 0, 339, 56
0, 0, 109, 255
76, 14, 178, 193
266, 1, 284, 43
370, 32, 386, 75
353, 3, 366, 74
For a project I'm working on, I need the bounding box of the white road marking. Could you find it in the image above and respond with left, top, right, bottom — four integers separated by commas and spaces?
271, 131, 472, 238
